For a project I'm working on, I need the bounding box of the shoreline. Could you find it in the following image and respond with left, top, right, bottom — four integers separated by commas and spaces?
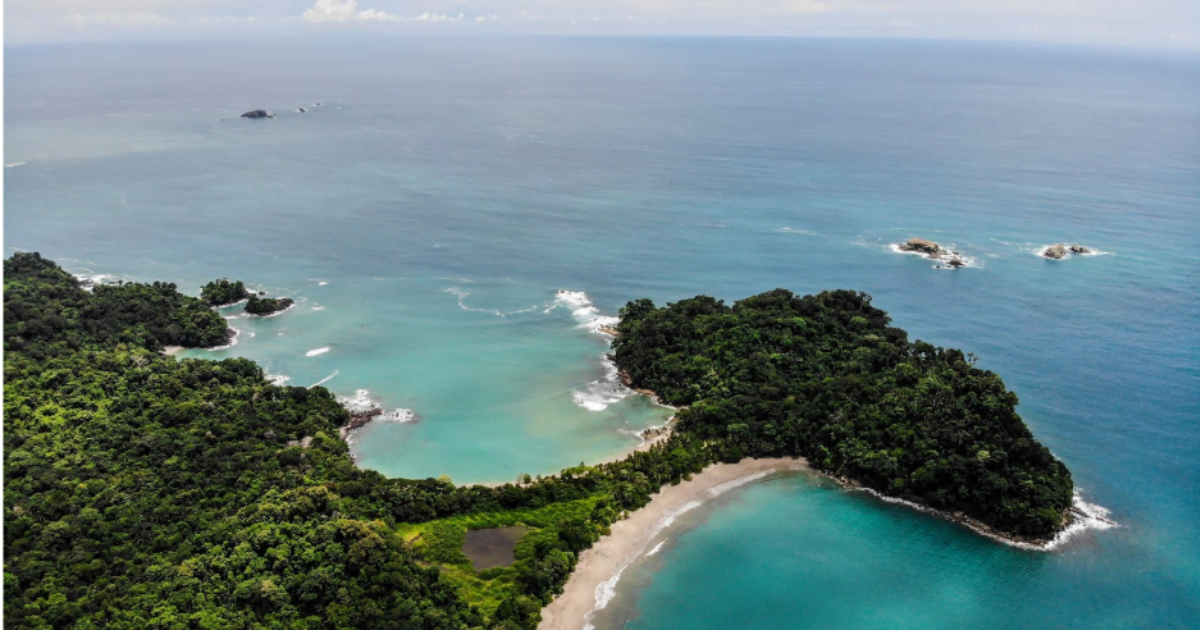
537, 456, 1114, 630
537, 457, 810, 630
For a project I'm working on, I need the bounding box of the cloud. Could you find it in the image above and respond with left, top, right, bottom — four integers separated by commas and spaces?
412, 12, 464, 22
297, 1, 473, 24
301, 0, 401, 23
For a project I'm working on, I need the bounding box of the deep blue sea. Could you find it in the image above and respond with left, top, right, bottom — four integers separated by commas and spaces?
6, 36, 1199, 629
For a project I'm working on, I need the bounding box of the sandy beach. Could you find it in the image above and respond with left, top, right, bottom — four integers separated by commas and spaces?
538, 457, 810, 630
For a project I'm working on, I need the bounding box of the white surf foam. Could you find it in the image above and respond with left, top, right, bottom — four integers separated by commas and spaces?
5, 162, 26, 168
645, 540, 666, 557
571, 354, 633, 412
305, 346, 331, 357
888, 242, 978, 269
1042, 491, 1119, 550
309, 370, 339, 388
548, 290, 620, 333
312, 306, 325, 311
856, 486, 1116, 551
775, 227, 818, 235
73, 272, 120, 292
1034, 244, 1113, 260
266, 373, 291, 386
337, 389, 417, 423
546, 290, 638, 412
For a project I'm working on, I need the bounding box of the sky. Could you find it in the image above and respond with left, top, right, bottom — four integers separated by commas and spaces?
2, 0, 1198, 50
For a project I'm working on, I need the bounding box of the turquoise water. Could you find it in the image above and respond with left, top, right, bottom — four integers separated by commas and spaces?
6, 37, 1198, 628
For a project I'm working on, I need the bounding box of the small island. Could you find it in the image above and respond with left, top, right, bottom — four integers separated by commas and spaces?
240, 109, 273, 119
245, 294, 295, 316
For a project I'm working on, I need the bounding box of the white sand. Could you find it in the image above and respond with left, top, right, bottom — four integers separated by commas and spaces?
538, 457, 809, 630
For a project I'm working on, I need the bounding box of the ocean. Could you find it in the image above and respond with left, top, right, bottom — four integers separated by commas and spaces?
6, 36, 1198, 629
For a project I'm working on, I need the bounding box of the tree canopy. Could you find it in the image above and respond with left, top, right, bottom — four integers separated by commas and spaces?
3, 255, 1074, 629
200, 279, 249, 307
245, 296, 295, 316
611, 289, 1074, 536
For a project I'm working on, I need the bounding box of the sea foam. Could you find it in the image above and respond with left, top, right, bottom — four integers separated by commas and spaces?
548, 290, 631, 412
549, 290, 620, 333
855, 486, 1116, 551
306, 346, 331, 357
887, 242, 979, 269
309, 370, 339, 388
336, 388, 417, 441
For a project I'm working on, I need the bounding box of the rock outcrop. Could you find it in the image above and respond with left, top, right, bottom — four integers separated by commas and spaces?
1043, 244, 1068, 259
240, 110, 273, 119
1043, 243, 1093, 259
899, 238, 942, 256
341, 407, 383, 436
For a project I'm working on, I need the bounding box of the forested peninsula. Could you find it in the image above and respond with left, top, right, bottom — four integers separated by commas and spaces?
3, 253, 1073, 629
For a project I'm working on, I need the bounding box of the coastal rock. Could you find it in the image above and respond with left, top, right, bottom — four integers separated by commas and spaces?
1069, 244, 1092, 255
344, 407, 383, 432
946, 257, 966, 268
640, 425, 670, 440
899, 238, 942, 256
298, 107, 307, 113
1043, 244, 1068, 259
240, 109, 273, 119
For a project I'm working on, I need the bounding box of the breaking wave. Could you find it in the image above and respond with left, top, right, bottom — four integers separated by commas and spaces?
547, 290, 632, 412
547, 290, 619, 333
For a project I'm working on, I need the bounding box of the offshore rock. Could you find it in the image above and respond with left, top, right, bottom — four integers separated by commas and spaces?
1043, 244, 1068, 259
240, 109, 273, 119
899, 238, 941, 256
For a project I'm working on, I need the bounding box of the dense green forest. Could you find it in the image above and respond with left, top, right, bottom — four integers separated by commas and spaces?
245, 295, 295, 316
199, 279, 249, 307
611, 290, 1074, 536
2, 254, 701, 629
3, 253, 1072, 629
